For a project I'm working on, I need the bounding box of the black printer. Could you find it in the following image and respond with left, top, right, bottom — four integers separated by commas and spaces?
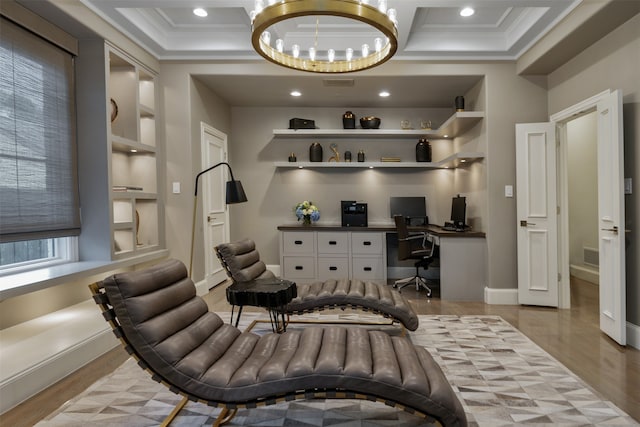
341, 201, 368, 227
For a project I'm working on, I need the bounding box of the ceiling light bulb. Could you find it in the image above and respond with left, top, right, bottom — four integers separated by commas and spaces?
346, 48, 354, 61
290, 90, 301, 97
379, 91, 390, 97
328, 49, 335, 62
374, 37, 383, 52
193, 8, 208, 17
292, 44, 300, 58
387, 8, 397, 25
130, 149, 138, 153
276, 39, 284, 53
254, 0, 264, 14
361, 44, 369, 57
309, 47, 316, 61
261, 31, 271, 46
377, 0, 387, 14
460, 7, 475, 17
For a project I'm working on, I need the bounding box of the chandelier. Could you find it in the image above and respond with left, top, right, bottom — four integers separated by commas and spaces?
250, 0, 398, 73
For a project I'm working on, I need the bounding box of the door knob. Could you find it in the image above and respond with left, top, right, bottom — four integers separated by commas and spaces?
207, 215, 216, 222
601, 225, 618, 234
520, 220, 536, 227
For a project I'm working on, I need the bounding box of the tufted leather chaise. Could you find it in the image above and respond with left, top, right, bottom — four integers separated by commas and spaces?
90, 258, 467, 427
215, 238, 419, 331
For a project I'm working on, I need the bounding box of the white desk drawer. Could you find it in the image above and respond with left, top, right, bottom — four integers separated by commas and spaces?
351, 257, 385, 281
351, 232, 383, 255
317, 232, 348, 254
282, 231, 315, 254
282, 256, 316, 279
317, 257, 349, 280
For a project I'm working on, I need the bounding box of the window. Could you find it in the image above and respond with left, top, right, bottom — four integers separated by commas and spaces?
0, 18, 80, 273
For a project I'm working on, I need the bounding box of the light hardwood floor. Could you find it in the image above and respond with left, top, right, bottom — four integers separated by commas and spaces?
2, 277, 638, 426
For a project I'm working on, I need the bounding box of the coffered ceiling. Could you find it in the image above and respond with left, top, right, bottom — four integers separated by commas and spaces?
75, 0, 581, 61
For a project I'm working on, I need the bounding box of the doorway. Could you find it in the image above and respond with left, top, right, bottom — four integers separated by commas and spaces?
566, 112, 600, 289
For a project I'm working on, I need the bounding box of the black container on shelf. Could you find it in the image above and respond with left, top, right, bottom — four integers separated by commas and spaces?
344, 150, 352, 162
455, 96, 465, 112
288, 152, 297, 162
309, 142, 323, 162
416, 138, 432, 162
343, 111, 356, 129
357, 150, 365, 162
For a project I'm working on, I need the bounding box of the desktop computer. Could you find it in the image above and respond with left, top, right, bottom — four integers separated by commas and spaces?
389, 196, 428, 226
443, 195, 467, 231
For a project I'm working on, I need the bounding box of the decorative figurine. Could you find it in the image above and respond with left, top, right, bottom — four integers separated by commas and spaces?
328, 143, 340, 162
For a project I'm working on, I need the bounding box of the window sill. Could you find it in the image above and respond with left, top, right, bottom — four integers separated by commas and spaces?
0, 249, 169, 300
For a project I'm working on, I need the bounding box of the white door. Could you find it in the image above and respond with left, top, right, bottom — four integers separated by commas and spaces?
596, 90, 626, 345
201, 123, 229, 288
516, 123, 559, 307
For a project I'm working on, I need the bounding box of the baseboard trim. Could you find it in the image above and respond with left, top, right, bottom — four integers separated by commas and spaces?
484, 287, 519, 305
570, 264, 599, 285
267, 264, 281, 277
627, 321, 640, 350
0, 327, 117, 414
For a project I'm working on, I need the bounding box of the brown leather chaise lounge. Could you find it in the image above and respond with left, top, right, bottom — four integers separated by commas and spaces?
90, 258, 467, 427
215, 238, 420, 331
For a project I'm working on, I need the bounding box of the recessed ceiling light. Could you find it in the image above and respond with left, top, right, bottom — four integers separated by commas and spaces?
443, 134, 449, 138
290, 90, 302, 97
460, 7, 475, 17
379, 91, 390, 97
193, 8, 208, 17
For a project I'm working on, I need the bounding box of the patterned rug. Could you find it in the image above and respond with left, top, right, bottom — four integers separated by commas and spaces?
37, 314, 637, 426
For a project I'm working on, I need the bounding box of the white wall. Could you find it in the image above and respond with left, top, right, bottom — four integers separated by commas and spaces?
567, 112, 599, 270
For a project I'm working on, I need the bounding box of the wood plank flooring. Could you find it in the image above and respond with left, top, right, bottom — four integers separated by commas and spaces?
2, 277, 638, 426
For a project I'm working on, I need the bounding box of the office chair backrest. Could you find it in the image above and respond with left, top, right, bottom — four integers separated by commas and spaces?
394, 215, 413, 261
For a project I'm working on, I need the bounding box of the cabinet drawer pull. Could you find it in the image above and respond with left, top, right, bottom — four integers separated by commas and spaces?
363, 267, 372, 271
329, 266, 337, 271
294, 240, 303, 245
329, 241, 337, 245
363, 241, 372, 246
295, 266, 304, 270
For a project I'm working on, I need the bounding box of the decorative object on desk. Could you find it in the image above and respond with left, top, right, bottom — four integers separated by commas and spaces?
455, 95, 465, 112
342, 111, 355, 129
288, 152, 297, 162
360, 116, 381, 129
328, 143, 340, 162
401, 120, 412, 130
309, 142, 323, 162
189, 162, 248, 277
421, 120, 432, 130
294, 200, 320, 226
357, 150, 365, 162
249, 0, 399, 74
289, 117, 315, 129
416, 138, 432, 162
344, 150, 352, 162
110, 98, 118, 123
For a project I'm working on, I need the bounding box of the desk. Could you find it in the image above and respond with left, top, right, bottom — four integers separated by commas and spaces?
278, 224, 486, 301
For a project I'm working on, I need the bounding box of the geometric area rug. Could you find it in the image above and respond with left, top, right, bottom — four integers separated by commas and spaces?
36, 314, 638, 427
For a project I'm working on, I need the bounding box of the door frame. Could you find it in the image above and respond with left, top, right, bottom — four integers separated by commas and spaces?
551, 89, 618, 309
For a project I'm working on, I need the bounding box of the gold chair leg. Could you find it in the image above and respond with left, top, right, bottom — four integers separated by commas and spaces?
160, 396, 189, 427
213, 407, 238, 427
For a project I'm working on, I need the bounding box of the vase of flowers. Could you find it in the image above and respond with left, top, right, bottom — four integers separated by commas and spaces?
294, 200, 320, 226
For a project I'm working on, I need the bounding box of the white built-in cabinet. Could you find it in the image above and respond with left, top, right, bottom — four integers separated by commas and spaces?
76, 41, 164, 260
273, 111, 484, 169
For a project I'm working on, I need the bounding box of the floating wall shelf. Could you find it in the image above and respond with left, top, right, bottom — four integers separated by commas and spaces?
274, 152, 484, 169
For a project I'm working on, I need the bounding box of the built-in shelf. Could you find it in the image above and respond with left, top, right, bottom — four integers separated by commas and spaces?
111, 191, 157, 199
111, 135, 156, 154
273, 111, 484, 139
274, 152, 484, 169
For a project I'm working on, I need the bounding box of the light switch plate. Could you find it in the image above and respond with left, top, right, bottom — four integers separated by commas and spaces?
172, 182, 181, 194
624, 178, 632, 194
505, 185, 513, 198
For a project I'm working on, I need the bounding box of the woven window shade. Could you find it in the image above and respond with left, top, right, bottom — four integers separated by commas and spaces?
0, 18, 80, 243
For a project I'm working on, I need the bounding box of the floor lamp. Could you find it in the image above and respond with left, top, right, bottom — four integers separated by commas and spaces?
189, 162, 247, 278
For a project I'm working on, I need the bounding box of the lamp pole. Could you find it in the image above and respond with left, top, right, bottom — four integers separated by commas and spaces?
189, 162, 247, 278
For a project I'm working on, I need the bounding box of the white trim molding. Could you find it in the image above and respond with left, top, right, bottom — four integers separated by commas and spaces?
484, 286, 519, 305
627, 322, 640, 350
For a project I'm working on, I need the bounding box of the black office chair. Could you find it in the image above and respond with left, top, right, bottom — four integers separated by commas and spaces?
392, 215, 435, 296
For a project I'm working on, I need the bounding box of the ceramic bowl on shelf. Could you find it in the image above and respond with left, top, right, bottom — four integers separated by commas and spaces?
360, 116, 381, 129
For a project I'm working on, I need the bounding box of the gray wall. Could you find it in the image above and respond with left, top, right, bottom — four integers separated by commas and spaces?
548, 13, 640, 326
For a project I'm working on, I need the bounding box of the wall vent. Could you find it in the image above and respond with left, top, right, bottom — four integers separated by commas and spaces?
323, 79, 355, 87
583, 246, 599, 267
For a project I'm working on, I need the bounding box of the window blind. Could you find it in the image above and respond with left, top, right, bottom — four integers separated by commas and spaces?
0, 18, 80, 243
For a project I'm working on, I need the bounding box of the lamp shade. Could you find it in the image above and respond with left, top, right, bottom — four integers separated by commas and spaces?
226, 180, 248, 204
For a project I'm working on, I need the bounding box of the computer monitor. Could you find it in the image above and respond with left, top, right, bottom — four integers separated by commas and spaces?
390, 196, 428, 225
450, 196, 466, 228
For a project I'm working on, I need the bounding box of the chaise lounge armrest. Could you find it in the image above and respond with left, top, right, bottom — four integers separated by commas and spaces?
92, 259, 467, 427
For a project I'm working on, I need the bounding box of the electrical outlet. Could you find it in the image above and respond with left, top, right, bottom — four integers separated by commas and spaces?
505, 185, 513, 198
624, 178, 632, 195
172, 182, 181, 194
